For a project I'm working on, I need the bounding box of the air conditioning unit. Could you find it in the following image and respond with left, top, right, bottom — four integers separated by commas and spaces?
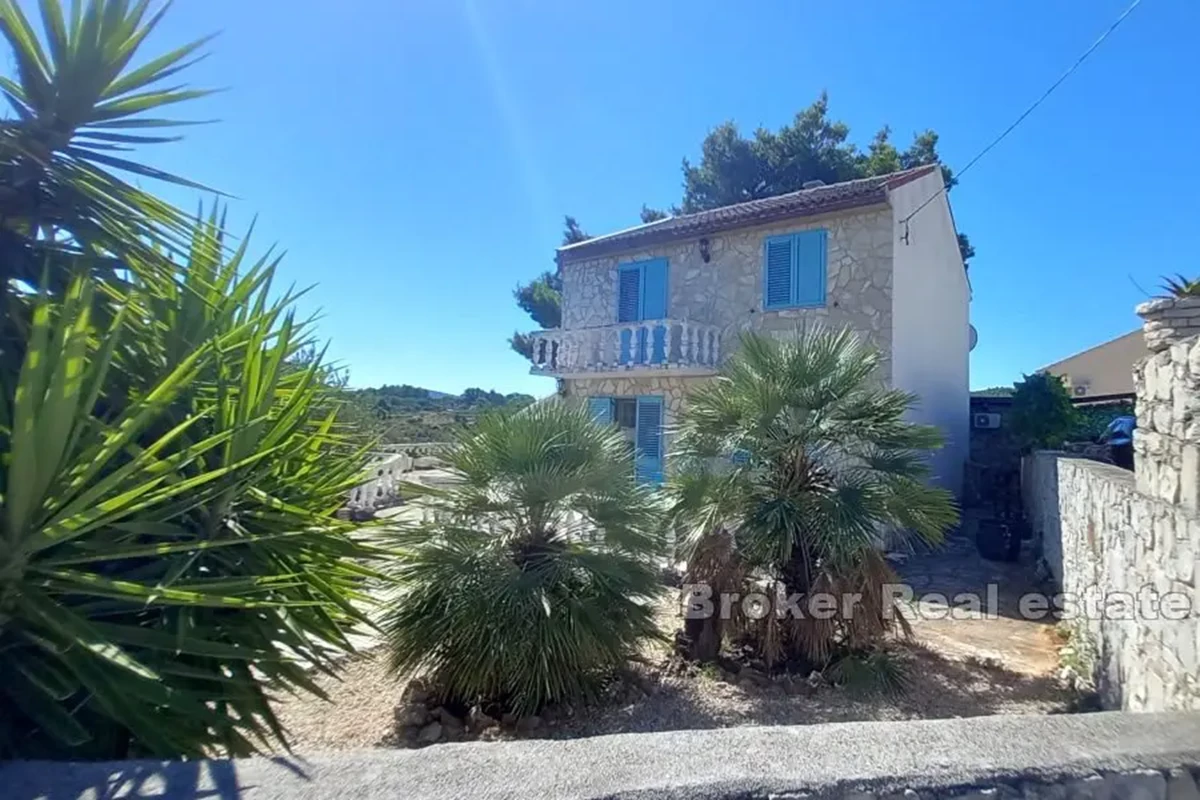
973, 412, 1001, 430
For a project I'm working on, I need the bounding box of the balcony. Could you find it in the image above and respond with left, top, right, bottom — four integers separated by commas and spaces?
528, 319, 722, 378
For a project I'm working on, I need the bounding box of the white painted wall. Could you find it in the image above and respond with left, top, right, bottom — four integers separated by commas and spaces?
888, 171, 970, 497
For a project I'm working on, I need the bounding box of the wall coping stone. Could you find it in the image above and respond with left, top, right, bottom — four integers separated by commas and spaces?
1137, 297, 1200, 352
3, 711, 1198, 800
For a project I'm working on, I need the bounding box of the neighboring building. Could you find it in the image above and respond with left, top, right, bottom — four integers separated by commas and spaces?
1040, 330, 1146, 398
525, 165, 970, 494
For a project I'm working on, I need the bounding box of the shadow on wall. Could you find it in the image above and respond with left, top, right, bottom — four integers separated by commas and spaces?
0, 756, 307, 800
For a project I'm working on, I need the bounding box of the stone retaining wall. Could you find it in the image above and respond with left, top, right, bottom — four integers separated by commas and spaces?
1138, 296, 1200, 354
1133, 336, 1200, 511
1022, 318, 1200, 713
1022, 453, 1199, 711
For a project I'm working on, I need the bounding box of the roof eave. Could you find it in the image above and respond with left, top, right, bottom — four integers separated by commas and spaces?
557, 191, 889, 264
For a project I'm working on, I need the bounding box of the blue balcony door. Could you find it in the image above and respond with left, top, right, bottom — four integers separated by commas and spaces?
618, 259, 668, 366
587, 395, 664, 485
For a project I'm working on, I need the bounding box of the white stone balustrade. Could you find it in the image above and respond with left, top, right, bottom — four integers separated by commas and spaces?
528, 319, 722, 376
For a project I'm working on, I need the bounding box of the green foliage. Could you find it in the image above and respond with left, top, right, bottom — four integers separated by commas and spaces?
666, 327, 959, 668
381, 401, 664, 715
1159, 274, 1200, 298
1009, 373, 1078, 450
340, 384, 535, 443
826, 648, 911, 696
971, 386, 1015, 398
561, 214, 591, 245
0, 215, 379, 759
0, 1, 378, 759
0, 0, 216, 290
677, 94, 971, 265
640, 204, 670, 223
509, 216, 587, 358
1069, 401, 1134, 442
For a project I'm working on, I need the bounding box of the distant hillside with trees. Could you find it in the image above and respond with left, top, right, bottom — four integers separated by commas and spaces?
343, 384, 537, 442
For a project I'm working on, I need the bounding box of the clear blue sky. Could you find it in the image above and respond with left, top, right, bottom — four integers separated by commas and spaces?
128, 0, 1197, 395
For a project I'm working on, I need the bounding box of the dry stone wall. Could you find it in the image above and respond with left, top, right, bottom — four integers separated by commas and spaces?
1023, 323, 1200, 713
1138, 296, 1200, 354
1023, 454, 1199, 711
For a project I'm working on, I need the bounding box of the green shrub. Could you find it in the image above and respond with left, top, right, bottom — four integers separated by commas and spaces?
381, 402, 664, 715
1009, 373, 1078, 450
0, 220, 379, 758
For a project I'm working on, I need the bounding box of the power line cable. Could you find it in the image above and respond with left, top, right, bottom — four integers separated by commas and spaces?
900, 0, 1145, 228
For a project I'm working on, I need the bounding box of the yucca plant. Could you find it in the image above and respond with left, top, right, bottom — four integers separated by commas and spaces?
666, 327, 959, 670
0, 0, 214, 290
381, 401, 665, 715
0, 214, 379, 759
1159, 274, 1200, 298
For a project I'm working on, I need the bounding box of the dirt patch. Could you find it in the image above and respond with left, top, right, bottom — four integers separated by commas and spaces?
272, 530, 1077, 751
270, 636, 1072, 752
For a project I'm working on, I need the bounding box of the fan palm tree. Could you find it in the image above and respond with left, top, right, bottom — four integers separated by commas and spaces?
381, 401, 665, 716
666, 327, 959, 669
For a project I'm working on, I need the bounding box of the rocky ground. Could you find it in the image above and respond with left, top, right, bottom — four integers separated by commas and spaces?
271, 526, 1080, 751
271, 624, 1075, 752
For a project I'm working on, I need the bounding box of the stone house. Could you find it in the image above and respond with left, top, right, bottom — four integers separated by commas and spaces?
526, 164, 971, 493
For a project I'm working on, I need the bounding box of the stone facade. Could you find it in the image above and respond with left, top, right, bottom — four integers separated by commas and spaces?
564, 375, 701, 457
1023, 317, 1200, 713
560, 206, 895, 378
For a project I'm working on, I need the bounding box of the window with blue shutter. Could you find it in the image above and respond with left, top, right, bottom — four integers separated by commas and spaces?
762, 230, 827, 309
616, 259, 668, 322
764, 237, 793, 309
634, 396, 664, 485
617, 267, 641, 323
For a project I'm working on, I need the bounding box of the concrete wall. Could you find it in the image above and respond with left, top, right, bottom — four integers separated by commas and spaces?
889, 170, 970, 495
7, 712, 1197, 800
1042, 329, 1147, 398
559, 206, 895, 378
1023, 326, 1200, 712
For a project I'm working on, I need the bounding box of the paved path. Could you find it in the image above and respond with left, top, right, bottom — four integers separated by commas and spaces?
898, 520, 1062, 676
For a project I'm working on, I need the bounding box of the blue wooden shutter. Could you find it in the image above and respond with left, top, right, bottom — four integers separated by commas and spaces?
640, 258, 668, 320
617, 266, 640, 323
764, 236, 793, 309
794, 229, 827, 307
634, 396, 663, 485
588, 396, 612, 424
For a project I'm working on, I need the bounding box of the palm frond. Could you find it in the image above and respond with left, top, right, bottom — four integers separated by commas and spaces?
665, 326, 959, 668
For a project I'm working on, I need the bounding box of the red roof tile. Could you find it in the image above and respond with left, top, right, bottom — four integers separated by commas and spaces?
558, 165, 938, 263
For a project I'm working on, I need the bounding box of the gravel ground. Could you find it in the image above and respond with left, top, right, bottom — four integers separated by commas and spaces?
270, 634, 1073, 752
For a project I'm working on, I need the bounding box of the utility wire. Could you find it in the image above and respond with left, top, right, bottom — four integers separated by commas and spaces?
900, 0, 1145, 228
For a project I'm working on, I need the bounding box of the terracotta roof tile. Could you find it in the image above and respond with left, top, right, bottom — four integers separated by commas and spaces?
558, 164, 938, 263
